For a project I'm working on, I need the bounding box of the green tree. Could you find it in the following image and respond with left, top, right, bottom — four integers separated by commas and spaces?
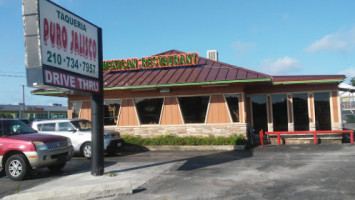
0, 113, 14, 119
351, 77, 355, 86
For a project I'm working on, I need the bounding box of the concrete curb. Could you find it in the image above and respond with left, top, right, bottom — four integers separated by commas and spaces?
123, 145, 246, 151
3, 178, 132, 200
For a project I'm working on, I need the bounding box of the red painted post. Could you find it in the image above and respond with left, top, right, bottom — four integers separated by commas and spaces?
313, 133, 317, 144
260, 129, 264, 147
351, 131, 354, 145
277, 133, 281, 145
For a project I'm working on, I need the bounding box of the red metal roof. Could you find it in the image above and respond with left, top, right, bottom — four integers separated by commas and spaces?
103, 50, 271, 88
31, 49, 345, 95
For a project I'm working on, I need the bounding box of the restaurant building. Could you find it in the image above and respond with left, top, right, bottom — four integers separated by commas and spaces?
33, 50, 345, 139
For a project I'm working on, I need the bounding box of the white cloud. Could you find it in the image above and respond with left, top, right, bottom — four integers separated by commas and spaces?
261, 57, 301, 75
306, 29, 355, 53
338, 67, 355, 81
231, 41, 256, 55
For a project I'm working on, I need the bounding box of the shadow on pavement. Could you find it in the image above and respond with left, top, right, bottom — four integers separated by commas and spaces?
107, 158, 187, 174
177, 150, 253, 171
107, 150, 254, 174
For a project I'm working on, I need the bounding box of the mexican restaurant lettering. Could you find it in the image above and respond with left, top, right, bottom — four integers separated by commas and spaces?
103, 53, 199, 72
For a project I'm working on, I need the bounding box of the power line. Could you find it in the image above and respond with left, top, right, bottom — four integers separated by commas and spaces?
0, 74, 26, 78
0, 71, 26, 74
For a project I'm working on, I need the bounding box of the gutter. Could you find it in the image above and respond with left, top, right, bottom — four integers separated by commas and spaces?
32, 78, 271, 95
104, 78, 272, 90
272, 78, 344, 85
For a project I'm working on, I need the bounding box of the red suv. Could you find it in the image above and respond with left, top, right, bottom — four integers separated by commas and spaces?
0, 119, 74, 181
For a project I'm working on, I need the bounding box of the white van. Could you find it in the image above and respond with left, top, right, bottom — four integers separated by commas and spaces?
32, 119, 123, 159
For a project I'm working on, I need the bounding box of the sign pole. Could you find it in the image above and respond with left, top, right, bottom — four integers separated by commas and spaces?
91, 27, 104, 176
22, 85, 25, 118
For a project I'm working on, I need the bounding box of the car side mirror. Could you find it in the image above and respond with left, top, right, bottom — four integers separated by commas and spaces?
68, 128, 77, 133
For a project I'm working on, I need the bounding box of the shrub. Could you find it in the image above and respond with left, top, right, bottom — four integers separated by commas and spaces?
122, 134, 246, 146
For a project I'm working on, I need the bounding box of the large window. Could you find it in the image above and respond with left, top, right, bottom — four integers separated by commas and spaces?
104, 100, 122, 125
272, 94, 288, 131
225, 94, 239, 122
293, 93, 309, 131
178, 96, 209, 123
71, 102, 82, 119
314, 92, 331, 130
134, 98, 164, 125
251, 95, 268, 132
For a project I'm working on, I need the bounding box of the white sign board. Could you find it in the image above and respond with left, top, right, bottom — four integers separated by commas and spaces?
23, 0, 101, 93
39, 0, 98, 78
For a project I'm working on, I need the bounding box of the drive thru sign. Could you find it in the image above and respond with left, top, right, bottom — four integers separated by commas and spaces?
22, 0, 100, 93
22, 0, 105, 176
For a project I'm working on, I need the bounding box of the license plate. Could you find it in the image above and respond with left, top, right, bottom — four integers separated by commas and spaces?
117, 143, 122, 147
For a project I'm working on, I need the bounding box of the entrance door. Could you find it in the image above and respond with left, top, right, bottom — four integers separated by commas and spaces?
314, 92, 331, 130
251, 95, 268, 132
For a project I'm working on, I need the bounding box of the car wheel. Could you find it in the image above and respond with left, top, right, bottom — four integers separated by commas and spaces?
48, 162, 66, 171
81, 142, 92, 159
5, 154, 29, 181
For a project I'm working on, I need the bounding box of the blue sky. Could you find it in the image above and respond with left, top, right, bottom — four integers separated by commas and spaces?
1, 0, 355, 105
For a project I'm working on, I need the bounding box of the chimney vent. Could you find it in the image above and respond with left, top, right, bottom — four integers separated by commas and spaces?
207, 50, 218, 61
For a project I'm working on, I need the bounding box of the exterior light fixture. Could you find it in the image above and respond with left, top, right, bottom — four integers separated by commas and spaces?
160, 88, 170, 93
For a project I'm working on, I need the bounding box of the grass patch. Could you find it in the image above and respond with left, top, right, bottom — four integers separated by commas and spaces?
15, 182, 22, 194
108, 173, 118, 177
122, 135, 246, 146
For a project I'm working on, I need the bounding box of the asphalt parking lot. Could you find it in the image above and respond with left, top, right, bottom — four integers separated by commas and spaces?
1, 144, 355, 200
0, 156, 91, 198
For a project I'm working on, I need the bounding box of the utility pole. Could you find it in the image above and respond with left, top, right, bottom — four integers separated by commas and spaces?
22, 85, 25, 119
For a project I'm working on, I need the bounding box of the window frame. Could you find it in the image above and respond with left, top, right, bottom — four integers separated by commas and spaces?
177, 95, 211, 124
69, 101, 83, 119
292, 93, 310, 131
57, 122, 75, 132
103, 99, 122, 127
224, 93, 241, 123
271, 93, 289, 131
314, 91, 332, 131
40, 123, 56, 132
249, 94, 269, 132
134, 97, 165, 126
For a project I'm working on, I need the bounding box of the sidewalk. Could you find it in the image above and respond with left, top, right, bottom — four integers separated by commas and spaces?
3, 159, 179, 200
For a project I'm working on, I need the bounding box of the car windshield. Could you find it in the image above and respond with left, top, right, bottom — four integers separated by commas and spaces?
0, 120, 37, 136
71, 120, 92, 131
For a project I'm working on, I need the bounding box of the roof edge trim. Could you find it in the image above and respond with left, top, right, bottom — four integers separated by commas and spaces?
105, 78, 272, 90
272, 78, 344, 85
32, 91, 64, 95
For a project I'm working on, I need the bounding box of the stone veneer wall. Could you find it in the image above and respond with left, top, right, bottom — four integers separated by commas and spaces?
115, 123, 247, 138
331, 122, 342, 131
